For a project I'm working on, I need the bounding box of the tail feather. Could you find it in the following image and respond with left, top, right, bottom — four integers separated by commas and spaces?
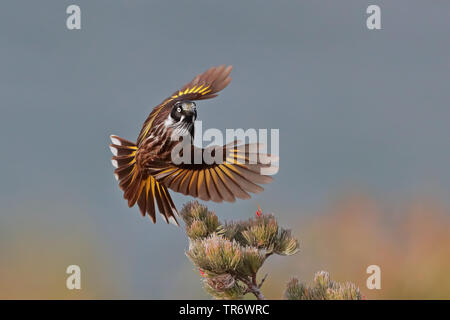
109, 135, 179, 225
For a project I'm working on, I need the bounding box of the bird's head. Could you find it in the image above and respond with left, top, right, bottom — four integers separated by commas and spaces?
170, 101, 197, 123
166, 100, 197, 139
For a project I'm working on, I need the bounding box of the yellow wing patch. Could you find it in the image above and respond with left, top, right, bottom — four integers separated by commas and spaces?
138, 98, 174, 145
171, 84, 211, 99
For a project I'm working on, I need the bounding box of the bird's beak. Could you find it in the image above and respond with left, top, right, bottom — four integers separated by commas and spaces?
184, 103, 195, 112
185, 103, 197, 119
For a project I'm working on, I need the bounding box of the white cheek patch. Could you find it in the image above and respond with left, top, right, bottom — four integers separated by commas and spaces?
164, 117, 174, 127
164, 118, 171, 127
165, 114, 186, 128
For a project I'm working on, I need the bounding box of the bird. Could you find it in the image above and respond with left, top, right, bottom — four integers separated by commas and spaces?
109, 65, 276, 225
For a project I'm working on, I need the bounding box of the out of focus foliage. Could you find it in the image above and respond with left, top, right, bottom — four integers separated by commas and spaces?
285, 271, 362, 300
3, 195, 450, 299
180, 201, 361, 300
269, 195, 450, 300
181, 201, 299, 299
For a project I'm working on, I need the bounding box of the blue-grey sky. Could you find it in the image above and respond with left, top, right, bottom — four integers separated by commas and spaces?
1, 1, 450, 298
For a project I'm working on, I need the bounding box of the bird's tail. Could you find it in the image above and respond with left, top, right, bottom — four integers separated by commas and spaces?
109, 135, 178, 225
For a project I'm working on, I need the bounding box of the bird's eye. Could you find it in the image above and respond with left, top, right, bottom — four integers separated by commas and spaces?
177, 107, 182, 113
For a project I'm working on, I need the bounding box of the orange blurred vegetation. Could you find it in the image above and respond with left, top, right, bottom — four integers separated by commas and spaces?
262, 194, 450, 299
0, 210, 129, 299
2, 194, 450, 299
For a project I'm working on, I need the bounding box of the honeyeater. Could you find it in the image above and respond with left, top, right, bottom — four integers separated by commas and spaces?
109, 65, 276, 225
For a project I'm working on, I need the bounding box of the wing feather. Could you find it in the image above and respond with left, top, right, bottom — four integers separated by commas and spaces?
179, 170, 194, 196
150, 140, 276, 203
216, 166, 251, 200
210, 167, 235, 202
197, 169, 210, 201
137, 65, 232, 145
146, 178, 156, 223
205, 169, 223, 203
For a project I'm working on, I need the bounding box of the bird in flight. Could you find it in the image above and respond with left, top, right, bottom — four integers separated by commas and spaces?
109, 65, 276, 225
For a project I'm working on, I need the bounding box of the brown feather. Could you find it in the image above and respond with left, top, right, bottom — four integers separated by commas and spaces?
110, 65, 275, 224
205, 169, 223, 203
151, 142, 275, 203
210, 168, 235, 202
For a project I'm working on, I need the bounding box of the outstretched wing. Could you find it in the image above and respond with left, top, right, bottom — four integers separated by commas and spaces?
147, 141, 277, 203
136, 65, 233, 146
170, 64, 233, 102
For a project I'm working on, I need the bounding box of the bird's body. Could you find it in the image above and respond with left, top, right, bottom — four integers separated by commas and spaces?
110, 65, 275, 225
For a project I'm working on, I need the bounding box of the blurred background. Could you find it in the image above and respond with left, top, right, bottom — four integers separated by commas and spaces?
1, 1, 450, 299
